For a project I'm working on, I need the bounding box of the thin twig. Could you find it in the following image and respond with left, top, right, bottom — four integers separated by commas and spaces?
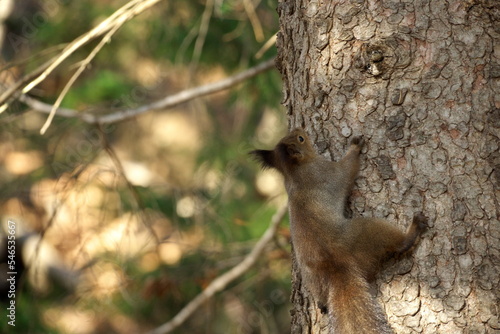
0, 60, 52, 113
191, 0, 214, 70
40, 22, 123, 134
255, 34, 277, 59
0, 44, 67, 73
97, 124, 161, 245
146, 203, 288, 334
21, 0, 144, 94
243, 0, 264, 42
19, 58, 275, 124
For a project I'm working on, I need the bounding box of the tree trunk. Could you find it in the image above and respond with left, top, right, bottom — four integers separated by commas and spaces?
276, 0, 500, 333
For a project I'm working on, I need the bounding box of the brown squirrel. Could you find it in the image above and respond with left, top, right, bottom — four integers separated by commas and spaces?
251, 128, 428, 334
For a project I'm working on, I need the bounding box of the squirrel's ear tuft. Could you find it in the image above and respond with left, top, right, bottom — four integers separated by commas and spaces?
250, 150, 276, 169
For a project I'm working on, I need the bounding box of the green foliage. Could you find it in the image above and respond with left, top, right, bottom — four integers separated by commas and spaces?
63, 70, 136, 108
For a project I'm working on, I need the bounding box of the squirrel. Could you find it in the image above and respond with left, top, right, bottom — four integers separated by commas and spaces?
251, 128, 428, 334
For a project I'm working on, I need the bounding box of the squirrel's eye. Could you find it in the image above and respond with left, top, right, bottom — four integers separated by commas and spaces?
298, 136, 304, 143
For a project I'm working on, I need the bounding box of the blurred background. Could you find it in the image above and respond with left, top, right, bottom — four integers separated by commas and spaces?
0, 0, 290, 333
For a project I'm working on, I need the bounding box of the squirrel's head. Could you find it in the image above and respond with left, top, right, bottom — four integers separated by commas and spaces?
250, 128, 316, 172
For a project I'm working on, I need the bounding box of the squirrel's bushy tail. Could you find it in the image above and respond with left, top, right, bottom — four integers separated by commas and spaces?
328, 266, 394, 334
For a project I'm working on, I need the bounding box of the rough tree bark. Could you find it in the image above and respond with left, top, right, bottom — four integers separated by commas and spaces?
275, 0, 500, 333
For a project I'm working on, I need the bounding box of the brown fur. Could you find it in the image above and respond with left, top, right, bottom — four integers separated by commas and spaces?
251, 128, 427, 334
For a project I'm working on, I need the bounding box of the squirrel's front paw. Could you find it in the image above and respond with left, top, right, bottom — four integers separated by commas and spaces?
413, 212, 429, 230
351, 136, 365, 149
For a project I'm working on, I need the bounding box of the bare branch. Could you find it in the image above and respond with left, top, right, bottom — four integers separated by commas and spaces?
19, 58, 275, 124
19, 94, 91, 120
192, 0, 214, 70
40, 22, 123, 134
146, 203, 288, 334
97, 124, 161, 245
243, 0, 264, 42
0, 0, 163, 110
255, 34, 277, 59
